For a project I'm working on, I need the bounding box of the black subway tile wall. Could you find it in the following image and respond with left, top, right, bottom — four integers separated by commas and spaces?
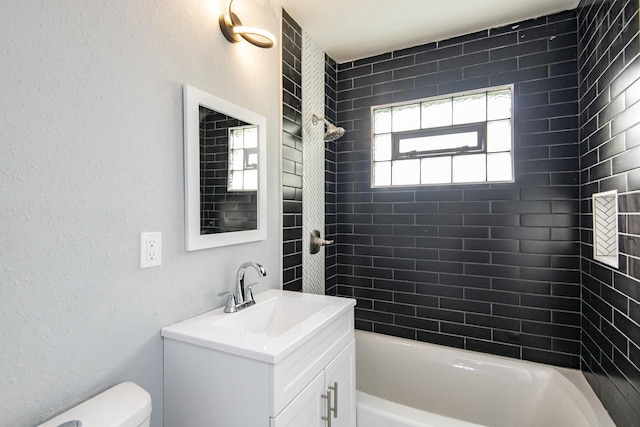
334, 11, 583, 368
326, 54, 339, 295
282, 11, 303, 291
578, 0, 640, 425
286, 4, 640, 421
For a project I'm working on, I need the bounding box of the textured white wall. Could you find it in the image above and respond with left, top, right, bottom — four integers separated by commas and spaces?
0, 1, 281, 426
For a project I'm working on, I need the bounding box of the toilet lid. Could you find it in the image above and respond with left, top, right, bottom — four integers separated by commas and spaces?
37, 382, 151, 427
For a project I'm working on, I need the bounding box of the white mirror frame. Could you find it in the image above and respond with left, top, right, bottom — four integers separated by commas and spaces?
183, 85, 267, 250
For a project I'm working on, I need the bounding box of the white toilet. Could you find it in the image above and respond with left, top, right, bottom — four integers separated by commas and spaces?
38, 382, 152, 427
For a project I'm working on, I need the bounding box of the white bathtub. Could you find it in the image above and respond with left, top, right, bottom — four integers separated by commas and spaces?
355, 330, 615, 427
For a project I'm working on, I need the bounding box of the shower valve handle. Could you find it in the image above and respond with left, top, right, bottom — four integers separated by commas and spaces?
310, 230, 334, 254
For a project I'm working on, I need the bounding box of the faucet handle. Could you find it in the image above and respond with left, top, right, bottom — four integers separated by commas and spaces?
244, 284, 257, 306
223, 293, 238, 313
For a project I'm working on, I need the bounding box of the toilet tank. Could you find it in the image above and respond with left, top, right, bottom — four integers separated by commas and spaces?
38, 382, 152, 427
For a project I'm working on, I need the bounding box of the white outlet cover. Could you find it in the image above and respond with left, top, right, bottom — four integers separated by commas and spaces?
140, 232, 162, 268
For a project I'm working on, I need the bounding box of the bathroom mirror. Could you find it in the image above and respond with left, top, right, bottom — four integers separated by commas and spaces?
183, 85, 267, 250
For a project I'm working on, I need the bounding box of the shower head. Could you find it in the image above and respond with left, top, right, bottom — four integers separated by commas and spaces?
312, 114, 345, 142
324, 124, 345, 142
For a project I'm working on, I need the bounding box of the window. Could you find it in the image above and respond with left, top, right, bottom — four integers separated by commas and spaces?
228, 125, 258, 191
371, 86, 514, 187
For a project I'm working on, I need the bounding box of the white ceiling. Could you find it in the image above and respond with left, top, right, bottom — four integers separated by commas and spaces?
275, 0, 581, 63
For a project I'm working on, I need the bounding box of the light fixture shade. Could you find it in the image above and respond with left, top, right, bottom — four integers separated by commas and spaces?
234, 26, 276, 48
219, 0, 276, 49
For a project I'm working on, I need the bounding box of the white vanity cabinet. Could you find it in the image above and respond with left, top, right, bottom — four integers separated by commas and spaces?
161, 290, 356, 427
272, 340, 356, 427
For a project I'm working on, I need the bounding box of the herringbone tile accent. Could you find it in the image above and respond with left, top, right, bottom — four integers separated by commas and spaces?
301, 31, 326, 295
593, 193, 618, 257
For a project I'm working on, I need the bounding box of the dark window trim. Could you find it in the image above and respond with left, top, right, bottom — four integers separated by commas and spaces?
392, 122, 487, 159
244, 147, 258, 169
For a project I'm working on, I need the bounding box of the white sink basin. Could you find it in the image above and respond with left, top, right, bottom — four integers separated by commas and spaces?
215, 294, 331, 337
161, 289, 355, 363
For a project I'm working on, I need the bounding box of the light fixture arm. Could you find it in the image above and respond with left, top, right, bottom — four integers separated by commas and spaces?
219, 0, 276, 49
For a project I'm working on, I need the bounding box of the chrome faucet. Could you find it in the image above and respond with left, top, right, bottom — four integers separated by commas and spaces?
223, 262, 267, 313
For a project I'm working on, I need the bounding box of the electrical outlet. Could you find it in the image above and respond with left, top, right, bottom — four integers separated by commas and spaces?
140, 232, 162, 268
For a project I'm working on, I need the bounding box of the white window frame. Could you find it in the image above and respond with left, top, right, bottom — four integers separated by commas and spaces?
370, 84, 515, 188
228, 125, 259, 192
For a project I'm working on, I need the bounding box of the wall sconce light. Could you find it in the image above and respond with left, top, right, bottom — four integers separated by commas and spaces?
219, 0, 276, 49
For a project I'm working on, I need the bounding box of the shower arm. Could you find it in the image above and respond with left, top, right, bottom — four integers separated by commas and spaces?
311, 114, 330, 127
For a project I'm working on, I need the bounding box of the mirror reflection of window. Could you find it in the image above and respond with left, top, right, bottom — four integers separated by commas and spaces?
228, 125, 259, 191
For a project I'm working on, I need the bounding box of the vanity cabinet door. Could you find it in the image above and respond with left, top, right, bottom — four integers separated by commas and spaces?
324, 339, 356, 427
271, 371, 325, 427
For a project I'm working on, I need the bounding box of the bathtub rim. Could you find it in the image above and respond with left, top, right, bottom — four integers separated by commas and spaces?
357, 389, 486, 427
355, 330, 615, 427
